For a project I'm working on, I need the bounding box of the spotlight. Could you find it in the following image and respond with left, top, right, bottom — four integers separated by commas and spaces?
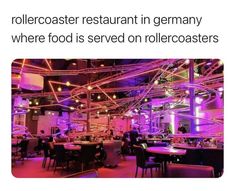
113, 94, 117, 99
184, 59, 190, 65
35, 101, 39, 105
87, 85, 93, 91
100, 64, 104, 67
185, 90, 190, 95
75, 99, 79, 103
97, 95, 101, 100
144, 98, 148, 102
29, 101, 32, 105
218, 87, 224, 92
70, 106, 75, 110
66, 81, 71, 86
154, 80, 159, 85
57, 87, 62, 92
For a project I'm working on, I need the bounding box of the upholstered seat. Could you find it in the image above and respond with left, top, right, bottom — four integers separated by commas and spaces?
167, 163, 214, 178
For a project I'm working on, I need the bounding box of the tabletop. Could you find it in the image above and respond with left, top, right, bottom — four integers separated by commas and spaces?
146, 146, 187, 156
64, 143, 81, 151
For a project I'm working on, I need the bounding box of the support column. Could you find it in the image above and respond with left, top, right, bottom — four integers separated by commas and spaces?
189, 60, 196, 133
86, 90, 91, 132
149, 103, 152, 132
86, 59, 91, 132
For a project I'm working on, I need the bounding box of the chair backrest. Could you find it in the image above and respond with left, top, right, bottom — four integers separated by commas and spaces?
80, 144, 97, 163
134, 146, 146, 168
167, 163, 214, 178
42, 142, 49, 157
19, 139, 29, 158
54, 145, 66, 163
201, 149, 223, 176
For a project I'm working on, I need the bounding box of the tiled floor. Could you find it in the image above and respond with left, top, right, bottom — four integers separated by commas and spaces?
12, 156, 161, 178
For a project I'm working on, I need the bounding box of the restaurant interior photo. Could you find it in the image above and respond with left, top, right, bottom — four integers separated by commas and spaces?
11, 59, 224, 178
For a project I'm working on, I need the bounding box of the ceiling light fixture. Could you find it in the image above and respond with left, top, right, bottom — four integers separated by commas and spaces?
66, 81, 71, 86
87, 85, 93, 91
57, 87, 62, 92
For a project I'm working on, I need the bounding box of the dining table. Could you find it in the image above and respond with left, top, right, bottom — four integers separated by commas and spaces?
146, 146, 187, 156
64, 143, 81, 151
146, 146, 187, 176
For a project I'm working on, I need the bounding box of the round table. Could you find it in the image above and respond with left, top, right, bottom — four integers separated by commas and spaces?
64, 143, 81, 151
146, 146, 187, 156
146, 146, 187, 176
73, 141, 100, 145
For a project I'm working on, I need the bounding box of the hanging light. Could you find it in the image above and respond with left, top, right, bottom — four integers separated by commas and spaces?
184, 59, 190, 65
66, 81, 71, 86
57, 87, 62, 92
87, 85, 93, 91
218, 60, 223, 66
154, 80, 159, 85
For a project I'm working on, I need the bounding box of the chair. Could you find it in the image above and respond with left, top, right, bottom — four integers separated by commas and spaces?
53, 144, 71, 173
27, 138, 38, 156
201, 149, 223, 177
134, 146, 161, 177
79, 144, 98, 171
182, 149, 202, 165
47, 142, 56, 170
19, 139, 29, 162
167, 163, 214, 178
42, 142, 49, 168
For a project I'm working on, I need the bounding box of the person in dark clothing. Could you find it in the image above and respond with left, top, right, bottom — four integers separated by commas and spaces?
55, 127, 61, 137
129, 127, 139, 154
121, 132, 130, 158
178, 124, 187, 134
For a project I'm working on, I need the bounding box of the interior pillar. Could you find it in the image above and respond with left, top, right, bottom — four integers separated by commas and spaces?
189, 60, 196, 133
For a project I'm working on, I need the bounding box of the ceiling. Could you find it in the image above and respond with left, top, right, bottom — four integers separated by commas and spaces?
12, 59, 224, 116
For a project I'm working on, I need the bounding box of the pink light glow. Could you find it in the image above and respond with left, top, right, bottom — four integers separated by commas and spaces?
195, 97, 203, 104
218, 87, 224, 92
